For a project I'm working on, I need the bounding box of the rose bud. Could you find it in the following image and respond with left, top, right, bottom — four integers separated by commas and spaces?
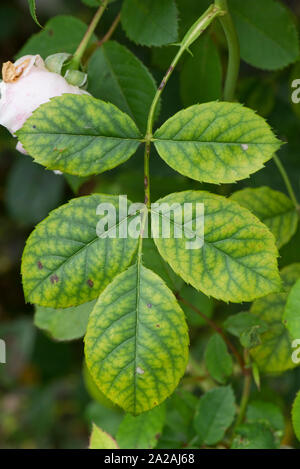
0, 54, 88, 154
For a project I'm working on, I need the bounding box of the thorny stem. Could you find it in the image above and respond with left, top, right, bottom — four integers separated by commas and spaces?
140, 4, 224, 257
273, 154, 300, 213
214, 0, 240, 101
176, 294, 248, 375
145, 4, 224, 142
72, 0, 108, 69
143, 3, 224, 214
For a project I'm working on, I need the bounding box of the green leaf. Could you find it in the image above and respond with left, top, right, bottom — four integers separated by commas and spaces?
157, 390, 197, 448
231, 187, 298, 249
154, 102, 281, 184
204, 334, 233, 384
116, 405, 166, 449
180, 36, 222, 107
121, 0, 178, 47
283, 278, 300, 341
194, 386, 236, 446
292, 391, 300, 442
224, 311, 269, 350
240, 326, 265, 349
34, 300, 95, 341
142, 238, 183, 291
88, 41, 157, 134
152, 191, 281, 303
5, 154, 64, 226
89, 424, 119, 449
224, 312, 268, 339
84, 263, 189, 414
231, 423, 277, 449
246, 401, 285, 433
28, 0, 42, 28
228, 0, 299, 70
83, 362, 116, 409
17, 16, 97, 59
250, 264, 300, 374
17, 95, 142, 177
21, 194, 139, 308
85, 402, 123, 437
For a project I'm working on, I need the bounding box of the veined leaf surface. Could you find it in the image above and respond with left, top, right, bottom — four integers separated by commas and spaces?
250, 264, 300, 373
228, 0, 299, 71
154, 102, 281, 184
28, 0, 42, 28
85, 263, 189, 414
231, 187, 298, 249
17, 95, 142, 177
292, 391, 300, 442
152, 191, 281, 303
194, 386, 236, 445
283, 278, 300, 341
22, 194, 139, 308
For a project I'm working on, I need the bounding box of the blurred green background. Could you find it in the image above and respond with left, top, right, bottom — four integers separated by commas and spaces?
0, 0, 300, 449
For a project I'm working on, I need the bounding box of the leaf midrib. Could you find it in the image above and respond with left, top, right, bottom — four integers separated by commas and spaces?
26, 212, 139, 299
18, 131, 141, 141
154, 139, 277, 146
152, 209, 278, 287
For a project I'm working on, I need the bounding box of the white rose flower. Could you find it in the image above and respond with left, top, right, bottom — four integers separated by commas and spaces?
0, 54, 88, 154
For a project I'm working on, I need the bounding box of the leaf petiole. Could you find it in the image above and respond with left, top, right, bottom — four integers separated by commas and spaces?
71, 0, 109, 69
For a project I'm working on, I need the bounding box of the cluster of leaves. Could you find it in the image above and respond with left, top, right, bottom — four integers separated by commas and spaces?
8, 0, 300, 449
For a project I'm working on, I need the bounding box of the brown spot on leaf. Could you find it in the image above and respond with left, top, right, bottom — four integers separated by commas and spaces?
87, 279, 94, 288
156, 324, 160, 328
48, 29, 53, 36
37, 261, 43, 270
50, 274, 59, 284
147, 303, 152, 308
